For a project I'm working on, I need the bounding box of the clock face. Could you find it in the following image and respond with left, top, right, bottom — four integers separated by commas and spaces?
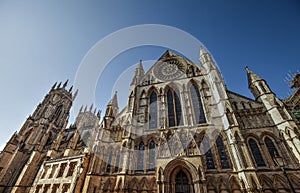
154, 60, 185, 80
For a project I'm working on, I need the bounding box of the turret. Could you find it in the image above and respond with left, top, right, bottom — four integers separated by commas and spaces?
104, 92, 119, 128
199, 46, 215, 71
246, 67, 300, 162
130, 60, 145, 87
246, 66, 272, 100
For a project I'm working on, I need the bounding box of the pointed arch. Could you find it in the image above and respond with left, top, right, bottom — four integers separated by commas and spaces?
189, 81, 206, 124
259, 175, 273, 190
202, 136, 216, 169
149, 140, 156, 171
114, 149, 121, 173
148, 90, 158, 130
140, 177, 149, 190
201, 79, 210, 98
53, 104, 63, 123
166, 87, 183, 127
229, 176, 242, 192
106, 149, 113, 173
264, 136, 279, 162
248, 138, 266, 167
137, 141, 145, 172
216, 135, 231, 169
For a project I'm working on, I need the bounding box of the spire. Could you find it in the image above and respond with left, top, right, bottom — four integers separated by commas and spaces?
131, 60, 145, 86
199, 46, 215, 70
245, 66, 263, 87
51, 82, 57, 90
109, 91, 119, 108
105, 91, 119, 117
63, 80, 68, 88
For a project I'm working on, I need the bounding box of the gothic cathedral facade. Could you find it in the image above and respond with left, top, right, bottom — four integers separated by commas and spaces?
1, 47, 300, 193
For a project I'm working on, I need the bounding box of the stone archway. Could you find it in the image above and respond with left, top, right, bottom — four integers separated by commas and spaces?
174, 170, 193, 193
162, 158, 199, 193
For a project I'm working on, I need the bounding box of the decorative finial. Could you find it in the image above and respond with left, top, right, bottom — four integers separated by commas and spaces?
52, 82, 57, 89
89, 104, 93, 112
79, 105, 83, 112
57, 82, 62, 88
63, 80, 69, 88
97, 110, 101, 118
84, 106, 87, 112
73, 89, 78, 100
68, 86, 73, 92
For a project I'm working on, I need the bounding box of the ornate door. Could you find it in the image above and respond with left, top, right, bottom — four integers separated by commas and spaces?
175, 170, 192, 193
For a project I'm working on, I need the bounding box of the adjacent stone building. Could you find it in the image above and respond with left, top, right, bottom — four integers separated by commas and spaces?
1, 47, 300, 193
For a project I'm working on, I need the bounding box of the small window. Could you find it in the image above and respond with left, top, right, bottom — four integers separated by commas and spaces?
49, 164, 58, 178
66, 162, 77, 177
57, 163, 67, 178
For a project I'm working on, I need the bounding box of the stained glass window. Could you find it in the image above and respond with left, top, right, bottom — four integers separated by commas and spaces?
137, 142, 145, 172
264, 137, 278, 160
216, 136, 231, 169
167, 89, 183, 127
248, 139, 266, 167
202, 137, 215, 169
149, 91, 158, 130
149, 141, 156, 171
190, 83, 206, 124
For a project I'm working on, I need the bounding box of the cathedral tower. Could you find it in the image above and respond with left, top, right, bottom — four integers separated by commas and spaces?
0, 81, 75, 193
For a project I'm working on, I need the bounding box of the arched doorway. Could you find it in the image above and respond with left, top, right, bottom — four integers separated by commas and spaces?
161, 158, 199, 193
175, 170, 192, 193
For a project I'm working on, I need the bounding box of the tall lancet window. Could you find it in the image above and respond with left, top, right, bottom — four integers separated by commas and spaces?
149, 141, 156, 171
202, 137, 215, 169
149, 91, 158, 130
167, 89, 183, 127
216, 136, 231, 169
114, 150, 121, 172
53, 105, 63, 123
137, 142, 145, 172
190, 83, 206, 124
264, 137, 278, 161
248, 139, 266, 167
106, 151, 113, 173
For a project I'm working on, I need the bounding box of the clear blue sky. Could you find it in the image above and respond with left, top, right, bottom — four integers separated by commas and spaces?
0, 1, 300, 149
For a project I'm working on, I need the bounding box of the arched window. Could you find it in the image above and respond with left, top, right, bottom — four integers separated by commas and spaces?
259, 82, 267, 93
248, 139, 266, 167
106, 151, 113, 173
167, 89, 183, 127
149, 141, 156, 171
53, 105, 63, 123
190, 83, 206, 124
137, 142, 145, 172
149, 91, 158, 130
114, 150, 121, 172
264, 137, 278, 159
216, 136, 231, 169
202, 137, 215, 169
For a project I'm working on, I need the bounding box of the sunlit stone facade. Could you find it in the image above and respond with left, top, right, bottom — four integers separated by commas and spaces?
1, 48, 300, 193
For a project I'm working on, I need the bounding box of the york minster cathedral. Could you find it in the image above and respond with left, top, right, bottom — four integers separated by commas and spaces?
0, 47, 300, 193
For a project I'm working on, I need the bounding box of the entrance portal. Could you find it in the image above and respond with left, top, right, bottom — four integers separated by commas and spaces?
175, 170, 192, 193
